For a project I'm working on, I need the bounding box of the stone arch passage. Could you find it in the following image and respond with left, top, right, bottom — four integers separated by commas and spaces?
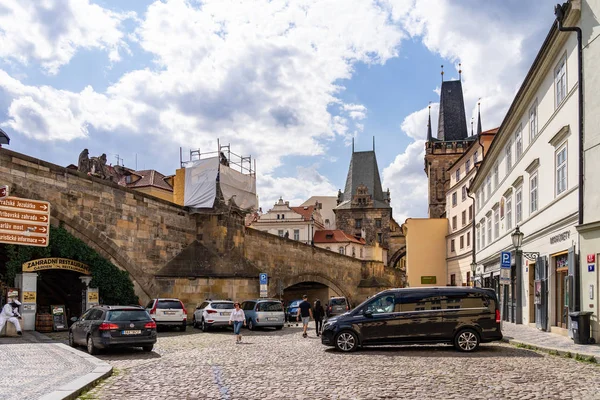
388, 246, 406, 270
273, 274, 354, 306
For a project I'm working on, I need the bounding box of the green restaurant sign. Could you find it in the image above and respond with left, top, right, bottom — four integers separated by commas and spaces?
421, 276, 437, 284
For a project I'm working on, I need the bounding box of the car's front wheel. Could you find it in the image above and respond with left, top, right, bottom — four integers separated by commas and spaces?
68, 331, 76, 348
454, 328, 480, 352
335, 331, 358, 352
192, 316, 197, 329
87, 335, 98, 355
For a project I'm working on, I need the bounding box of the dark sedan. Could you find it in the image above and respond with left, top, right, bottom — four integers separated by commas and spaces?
69, 305, 157, 354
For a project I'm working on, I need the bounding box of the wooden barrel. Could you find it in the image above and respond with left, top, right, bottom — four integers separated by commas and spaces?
36, 313, 53, 333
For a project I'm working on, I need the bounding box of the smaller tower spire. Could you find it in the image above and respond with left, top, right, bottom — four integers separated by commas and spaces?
352, 137, 355, 153
441, 65, 444, 82
427, 102, 432, 141
477, 98, 482, 135
372, 136, 375, 151
471, 118, 474, 136
458, 63, 462, 82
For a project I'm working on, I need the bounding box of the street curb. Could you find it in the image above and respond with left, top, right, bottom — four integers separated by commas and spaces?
502, 337, 599, 363
35, 339, 113, 400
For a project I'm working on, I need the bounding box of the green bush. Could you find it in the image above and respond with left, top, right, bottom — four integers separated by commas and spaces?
4, 224, 138, 305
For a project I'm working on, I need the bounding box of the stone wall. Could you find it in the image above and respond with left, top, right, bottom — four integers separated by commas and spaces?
425, 150, 465, 218
0, 149, 198, 304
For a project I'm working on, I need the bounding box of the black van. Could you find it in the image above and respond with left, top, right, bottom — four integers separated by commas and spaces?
321, 287, 502, 352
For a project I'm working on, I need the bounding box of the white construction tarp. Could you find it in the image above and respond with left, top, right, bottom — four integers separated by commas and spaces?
220, 165, 258, 210
184, 157, 219, 208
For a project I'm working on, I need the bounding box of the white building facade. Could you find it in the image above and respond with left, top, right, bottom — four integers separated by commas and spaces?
471, 5, 580, 336
249, 198, 324, 244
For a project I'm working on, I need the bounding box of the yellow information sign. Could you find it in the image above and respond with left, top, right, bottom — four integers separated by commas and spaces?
87, 291, 99, 303
22, 258, 91, 275
22, 291, 36, 303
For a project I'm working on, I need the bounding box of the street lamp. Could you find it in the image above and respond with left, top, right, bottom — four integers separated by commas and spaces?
470, 261, 477, 287
511, 226, 524, 324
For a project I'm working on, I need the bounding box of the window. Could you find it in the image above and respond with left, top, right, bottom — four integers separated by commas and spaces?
481, 222, 486, 248
364, 294, 397, 315
515, 188, 523, 224
281, 214, 284, 219
451, 239, 455, 252
339, 247, 345, 255
456, 169, 460, 182
450, 274, 456, 286
326, 246, 331, 251
278, 230, 284, 237
452, 192, 457, 207
377, 233, 383, 243
276, 214, 280, 220
515, 125, 523, 159
355, 219, 362, 228
530, 172, 538, 213
462, 185, 467, 201
530, 103, 538, 140
487, 217, 492, 244
506, 196, 513, 231
293, 229, 300, 241
467, 232, 471, 247
468, 205, 473, 221
466, 272, 471, 285
452, 216, 457, 230
479, 190, 483, 209
375, 219, 382, 228
257, 302, 284, 312
460, 235, 464, 249
555, 57, 567, 107
494, 208, 499, 239
556, 144, 567, 195
466, 159, 471, 172
493, 162, 499, 189
359, 248, 363, 258
505, 139, 512, 174
473, 151, 478, 163
462, 211, 466, 226
476, 226, 481, 250
486, 176, 492, 199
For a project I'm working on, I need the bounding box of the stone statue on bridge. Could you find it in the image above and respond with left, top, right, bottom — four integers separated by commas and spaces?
78, 149, 91, 174
90, 153, 108, 179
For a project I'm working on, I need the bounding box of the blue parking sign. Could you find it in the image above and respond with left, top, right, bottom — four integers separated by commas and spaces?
501, 251, 512, 269
259, 273, 268, 285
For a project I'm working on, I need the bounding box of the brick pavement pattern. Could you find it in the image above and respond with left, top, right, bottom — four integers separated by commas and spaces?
80, 326, 600, 400
501, 322, 600, 358
0, 332, 96, 400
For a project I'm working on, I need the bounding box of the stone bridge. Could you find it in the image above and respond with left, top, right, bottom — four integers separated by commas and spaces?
0, 148, 403, 309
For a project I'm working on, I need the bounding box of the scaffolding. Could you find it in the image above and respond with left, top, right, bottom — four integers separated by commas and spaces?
180, 139, 255, 177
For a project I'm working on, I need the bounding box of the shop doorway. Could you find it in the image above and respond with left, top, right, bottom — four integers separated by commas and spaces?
36, 270, 85, 326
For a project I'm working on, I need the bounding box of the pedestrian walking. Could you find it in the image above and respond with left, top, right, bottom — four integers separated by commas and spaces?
0, 295, 22, 336
296, 295, 313, 338
229, 302, 246, 344
313, 299, 325, 336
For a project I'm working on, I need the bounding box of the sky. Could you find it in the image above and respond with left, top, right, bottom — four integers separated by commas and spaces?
0, 0, 559, 223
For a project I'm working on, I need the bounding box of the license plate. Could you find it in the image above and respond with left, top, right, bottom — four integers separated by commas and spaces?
267, 318, 277, 321
122, 330, 141, 335
221, 312, 231, 316
164, 311, 175, 315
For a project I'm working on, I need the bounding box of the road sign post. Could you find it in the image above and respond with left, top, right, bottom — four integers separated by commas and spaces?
0, 196, 50, 247
259, 273, 268, 298
500, 251, 512, 285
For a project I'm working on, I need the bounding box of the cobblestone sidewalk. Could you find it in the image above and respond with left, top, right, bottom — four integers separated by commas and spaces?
0, 331, 111, 400
502, 322, 600, 359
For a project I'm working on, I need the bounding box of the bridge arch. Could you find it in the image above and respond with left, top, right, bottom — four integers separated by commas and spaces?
9, 185, 154, 302
388, 246, 406, 270
272, 273, 354, 306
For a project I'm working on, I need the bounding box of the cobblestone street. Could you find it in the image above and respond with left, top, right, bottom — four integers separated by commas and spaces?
71, 325, 600, 400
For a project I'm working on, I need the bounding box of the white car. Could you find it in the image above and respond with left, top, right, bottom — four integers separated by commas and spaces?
146, 298, 187, 331
193, 300, 234, 332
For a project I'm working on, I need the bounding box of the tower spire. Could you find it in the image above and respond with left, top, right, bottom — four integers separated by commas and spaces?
441, 65, 444, 82
477, 99, 482, 135
352, 137, 354, 153
458, 63, 462, 82
372, 136, 375, 151
427, 102, 432, 141
471, 118, 474, 136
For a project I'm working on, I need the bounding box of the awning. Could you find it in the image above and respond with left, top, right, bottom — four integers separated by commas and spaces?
0, 128, 9, 145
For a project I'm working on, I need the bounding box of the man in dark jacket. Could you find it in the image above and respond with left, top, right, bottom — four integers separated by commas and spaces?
296, 295, 313, 338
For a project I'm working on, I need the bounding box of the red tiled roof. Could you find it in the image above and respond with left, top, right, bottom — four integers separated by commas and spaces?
313, 230, 365, 245
127, 169, 173, 192
290, 205, 315, 221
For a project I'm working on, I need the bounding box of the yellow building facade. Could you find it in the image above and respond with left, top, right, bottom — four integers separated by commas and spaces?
401, 218, 448, 287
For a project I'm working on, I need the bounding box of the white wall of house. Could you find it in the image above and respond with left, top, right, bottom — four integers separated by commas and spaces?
446, 143, 479, 286
471, 25, 580, 329
251, 198, 320, 244
578, 0, 600, 342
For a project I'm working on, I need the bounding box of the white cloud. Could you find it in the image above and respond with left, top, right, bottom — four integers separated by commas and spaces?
382, 0, 555, 222
0, 0, 134, 74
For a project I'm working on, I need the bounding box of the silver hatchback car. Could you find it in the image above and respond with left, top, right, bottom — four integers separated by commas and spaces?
241, 299, 285, 330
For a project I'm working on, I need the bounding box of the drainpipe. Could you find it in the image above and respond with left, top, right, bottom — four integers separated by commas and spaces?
555, 4, 584, 226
